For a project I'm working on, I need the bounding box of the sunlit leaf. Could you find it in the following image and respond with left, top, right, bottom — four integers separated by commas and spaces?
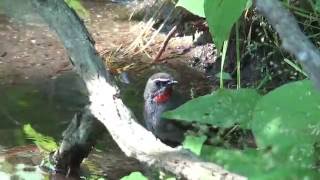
120, 172, 147, 180
182, 135, 206, 155
204, 0, 249, 51
65, 0, 89, 19
23, 124, 58, 152
176, 0, 205, 17
163, 89, 261, 128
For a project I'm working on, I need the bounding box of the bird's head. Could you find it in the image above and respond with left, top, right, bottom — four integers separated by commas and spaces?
143, 72, 177, 104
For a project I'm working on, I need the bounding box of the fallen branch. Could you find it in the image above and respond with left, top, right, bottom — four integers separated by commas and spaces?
30, 0, 245, 179
255, 0, 320, 88
154, 24, 177, 61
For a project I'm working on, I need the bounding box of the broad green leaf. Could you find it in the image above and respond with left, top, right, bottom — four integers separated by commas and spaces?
201, 146, 319, 179
182, 135, 206, 155
204, 0, 249, 51
176, 0, 205, 18
245, 0, 252, 10
201, 146, 274, 177
23, 124, 58, 152
252, 80, 320, 165
163, 89, 261, 128
252, 80, 320, 148
65, 0, 89, 19
120, 172, 147, 180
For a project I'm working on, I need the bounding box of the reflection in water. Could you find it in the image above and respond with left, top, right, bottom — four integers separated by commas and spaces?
0, 72, 88, 148
0, 71, 145, 179
0, 59, 212, 178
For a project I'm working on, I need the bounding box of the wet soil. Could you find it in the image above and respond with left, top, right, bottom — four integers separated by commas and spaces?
0, 0, 140, 85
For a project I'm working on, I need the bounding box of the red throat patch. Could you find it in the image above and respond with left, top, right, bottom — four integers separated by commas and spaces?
154, 88, 172, 103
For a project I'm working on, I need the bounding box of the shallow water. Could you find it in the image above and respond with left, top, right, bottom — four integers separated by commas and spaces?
0, 71, 146, 179
0, 62, 212, 179
0, 0, 213, 179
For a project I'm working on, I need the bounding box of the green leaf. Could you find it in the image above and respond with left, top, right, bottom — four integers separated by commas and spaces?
252, 80, 320, 148
252, 80, 320, 167
176, 0, 205, 18
65, 0, 89, 19
315, 0, 320, 12
182, 135, 207, 155
283, 58, 308, 77
215, 72, 232, 80
204, 0, 249, 51
120, 172, 148, 180
201, 146, 272, 177
163, 89, 261, 128
201, 146, 319, 179
23, 124, 58, 152
245, 0, 253, 10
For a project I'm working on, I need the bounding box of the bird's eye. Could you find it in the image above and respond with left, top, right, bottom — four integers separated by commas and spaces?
155, 81, 162, 86
155, 80, 169, 87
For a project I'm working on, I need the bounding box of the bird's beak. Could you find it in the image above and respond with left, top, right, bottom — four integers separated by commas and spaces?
158, 80, 177, 93
167, 80, 178, 85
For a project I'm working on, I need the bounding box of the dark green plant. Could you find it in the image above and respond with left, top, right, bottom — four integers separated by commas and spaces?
163, 88, 261, 129
164, 80, 320, 178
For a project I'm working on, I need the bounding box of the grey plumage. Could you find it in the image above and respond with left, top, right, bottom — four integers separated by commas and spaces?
143, 72, 185, 145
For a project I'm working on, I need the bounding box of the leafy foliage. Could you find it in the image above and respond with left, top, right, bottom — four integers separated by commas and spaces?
120, 172, 147, 180
175, 0, 251, 51
204, 0, 250, 51
23, 124, 58, 152
166, 79, 320, 178
251, 80, 320, 162
65, 0, 89, 19
201, 146, 319, 179
163, 89, 261, 128
182, 135, 206, 155
176, 0, 205, 17
315, 0, 320, 12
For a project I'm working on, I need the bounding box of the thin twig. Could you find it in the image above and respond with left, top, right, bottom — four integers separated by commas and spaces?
153, 24, 177, 62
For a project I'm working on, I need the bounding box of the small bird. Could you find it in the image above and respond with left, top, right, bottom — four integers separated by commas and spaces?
143, 72, 186, 146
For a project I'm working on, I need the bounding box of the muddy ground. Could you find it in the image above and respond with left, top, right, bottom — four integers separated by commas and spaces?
0, 0, 201, 86
0, 1, 138, 85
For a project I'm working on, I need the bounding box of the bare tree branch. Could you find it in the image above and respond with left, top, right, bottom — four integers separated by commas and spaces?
154, 24, 177, 61
30, 0, 245, 179
255, 0, 320, 88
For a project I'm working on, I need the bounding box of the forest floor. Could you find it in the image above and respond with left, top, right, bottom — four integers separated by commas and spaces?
0, 0, 198, 86
0, 1, 135, 85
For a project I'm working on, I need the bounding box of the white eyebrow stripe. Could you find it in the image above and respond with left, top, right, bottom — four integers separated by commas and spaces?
151, 78, 171, 82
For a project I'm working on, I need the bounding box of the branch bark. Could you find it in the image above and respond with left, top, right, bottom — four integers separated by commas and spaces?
30, 0, 245, 179
254, 0, 320, 88
154, 24, 177, 61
